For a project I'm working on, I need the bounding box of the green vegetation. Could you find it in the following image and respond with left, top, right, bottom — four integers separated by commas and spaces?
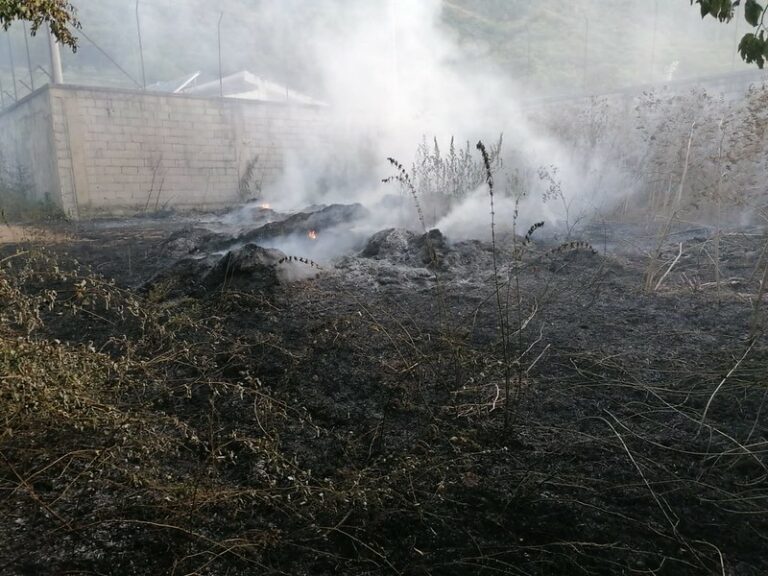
0, 0, 80, 49
693, 0, 768, 66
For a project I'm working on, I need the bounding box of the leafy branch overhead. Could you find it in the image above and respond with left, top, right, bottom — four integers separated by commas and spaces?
0, 0, 80, 50
692, 0, 768, 67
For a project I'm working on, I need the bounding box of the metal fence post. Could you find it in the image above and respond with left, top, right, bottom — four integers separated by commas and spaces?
6, 32, 18, 101
218, 12, 224, 97
136, 0, 147, 89
22, 22, 34, 91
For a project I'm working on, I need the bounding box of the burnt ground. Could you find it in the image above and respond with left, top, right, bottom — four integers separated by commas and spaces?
1, 212, 767, 576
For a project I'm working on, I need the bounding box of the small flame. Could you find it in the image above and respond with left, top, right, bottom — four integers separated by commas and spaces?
260, 203, 271, 210
308, 230, 318, 240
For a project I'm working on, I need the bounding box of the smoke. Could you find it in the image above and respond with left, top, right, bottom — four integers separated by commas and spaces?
434, 186, 518, 242
1, 0, 748, 257
246, 0, 603, 249
254, 0, 754, 252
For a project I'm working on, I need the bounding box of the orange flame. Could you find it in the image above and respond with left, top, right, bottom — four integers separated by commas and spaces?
259, 203, 271, 210
308, 230, 318, 240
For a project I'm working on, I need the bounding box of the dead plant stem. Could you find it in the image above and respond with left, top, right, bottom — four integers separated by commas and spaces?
698, 340, 756, 435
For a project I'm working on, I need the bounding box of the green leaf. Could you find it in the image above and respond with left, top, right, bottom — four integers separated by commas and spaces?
738, 31, 768, 67
720, 0, 737, 20
745, 0, 764, 26
694, 0, 736, 21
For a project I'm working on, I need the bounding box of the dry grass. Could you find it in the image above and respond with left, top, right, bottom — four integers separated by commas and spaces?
0, 226, 71, 245
1, 207, 767, 575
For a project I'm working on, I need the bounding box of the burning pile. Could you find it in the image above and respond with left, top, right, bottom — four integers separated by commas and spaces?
148, 203, 369, 296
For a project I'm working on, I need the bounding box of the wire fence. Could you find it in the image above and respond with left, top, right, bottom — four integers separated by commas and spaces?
0, 0, 252, 111
0, 2, 758, 112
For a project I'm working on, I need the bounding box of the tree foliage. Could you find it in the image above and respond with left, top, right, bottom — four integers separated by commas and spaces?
0, 0, 80, 50
692, 0, 768, 67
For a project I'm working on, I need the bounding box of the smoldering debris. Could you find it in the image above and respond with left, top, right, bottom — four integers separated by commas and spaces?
360, 228, 447, 268
165, 203, 370, 256
145, 244, 286, 298
338, 226, 604, 291
148, 203, 370, 296
163, 228, 232, 259
149, 197, 609, 298
237, 203, 369, 244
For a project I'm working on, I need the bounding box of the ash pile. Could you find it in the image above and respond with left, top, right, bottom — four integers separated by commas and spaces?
145, 201, 602, 298
147, 203, 368, 297
338, 227, 602, 290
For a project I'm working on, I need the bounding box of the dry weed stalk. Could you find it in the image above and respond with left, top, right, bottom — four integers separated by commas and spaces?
653, 241, 684, 291
698, 340, 756, 434
713, 116, 727, 305
644, 210, 678, 292
383, 156, 450, 327
476, 140, 544, 428
544, 240, 597, 257
384, 158, 427, 233
277, 255, 323, 269
477, 140, 512, 427
750, 254, 768, 341
410, 135, 503, 223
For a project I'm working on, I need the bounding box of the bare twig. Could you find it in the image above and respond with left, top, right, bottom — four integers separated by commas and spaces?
698, 340, 756, 435
654, 242, 684, 291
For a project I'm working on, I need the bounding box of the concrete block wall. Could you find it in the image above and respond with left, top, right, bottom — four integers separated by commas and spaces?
47, 85, 328, 218
0, 84, 327, 219
0, 89, 60, 207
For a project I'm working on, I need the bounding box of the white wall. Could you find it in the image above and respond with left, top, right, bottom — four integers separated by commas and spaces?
49, 85, 328, 218
0, 84, 328, 219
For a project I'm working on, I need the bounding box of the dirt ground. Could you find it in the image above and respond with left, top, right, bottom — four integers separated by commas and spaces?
0, 214, 767, 575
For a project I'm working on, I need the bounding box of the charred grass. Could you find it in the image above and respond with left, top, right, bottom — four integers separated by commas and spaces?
0, 225, 767, 575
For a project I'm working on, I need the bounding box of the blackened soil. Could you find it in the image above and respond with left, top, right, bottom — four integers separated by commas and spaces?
1, 221, 767, 576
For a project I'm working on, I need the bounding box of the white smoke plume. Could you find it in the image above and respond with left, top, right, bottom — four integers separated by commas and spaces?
54, 0, 749, 255
246, 0, 604, 247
